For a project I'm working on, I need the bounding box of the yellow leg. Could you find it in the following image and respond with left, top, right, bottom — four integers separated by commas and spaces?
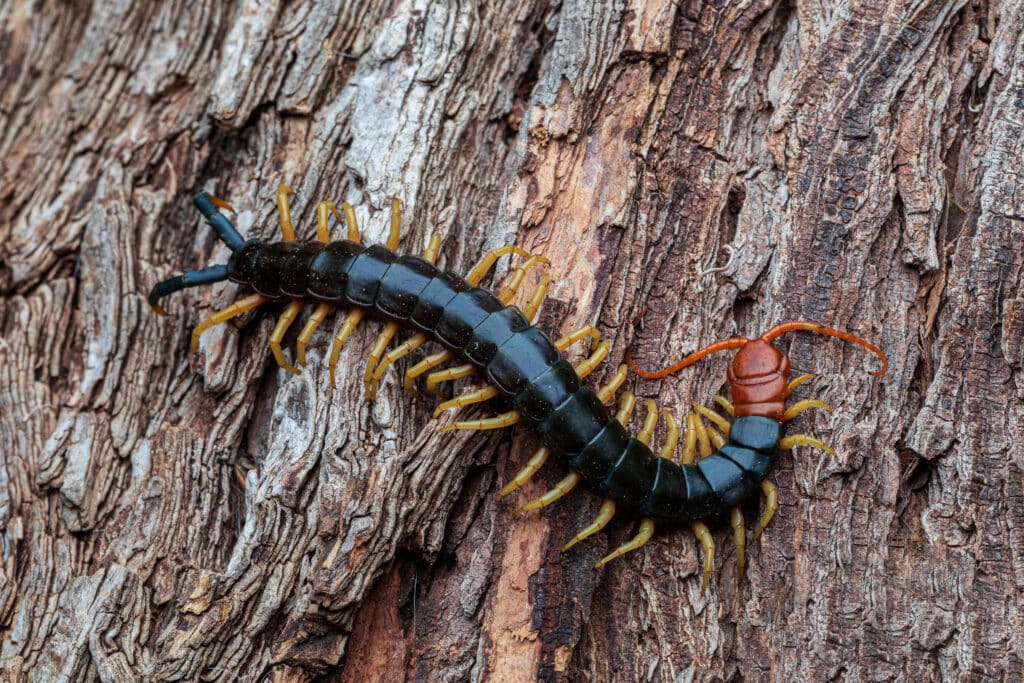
694, 403, 731, 436
191, 294, 267, 352
498, 255, 550, 304
364, 321, 400, 400
751, 479, 778, 542
269, 300, 303, 375
658, 412, 680, 460
680, 413, 699, 465
371, 332, 428, 387
563, 500, 616, 551
276, 184, 296, 241
517, 473, 580, 513
465, 245, 531, 285
615, 391, 636, 426
714, 395, 735, 417
596, 364, 628, 404
433, 385, 499, 417
693, 412, 714, 459
786, 373, 815, 397
405, 350, 452, 397
595, 518, 655, 568
496, 446, 550, 499
779, 434, 835, 456
522, 274, 550, 324
438, 410, 520, 433
691, 520, 715, 595
554, 325, 600, 351
574, 341, 610, 379
387, 198, 401, 250
296, 303, 332, 366
706, 425, 726, 450
341, 202, 361, 242
782, 399, 833, 422
316, 200, 343, 242
328, 309, 365, 388
636, 400, 658, 445
426, 363, 474, 396
366, 234, 441, 389
730, 507, 746, 582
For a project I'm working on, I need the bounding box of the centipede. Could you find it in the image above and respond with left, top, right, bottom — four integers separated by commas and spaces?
149, 187, 888, 592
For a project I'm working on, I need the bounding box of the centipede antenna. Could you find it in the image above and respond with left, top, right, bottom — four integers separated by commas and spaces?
759, 321, 888, 377
626, 337, 748, 379
148, 264, 229, 315
194, 193, 246, 252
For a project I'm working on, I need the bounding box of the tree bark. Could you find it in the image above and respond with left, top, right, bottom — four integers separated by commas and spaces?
1, 0, 1021, 680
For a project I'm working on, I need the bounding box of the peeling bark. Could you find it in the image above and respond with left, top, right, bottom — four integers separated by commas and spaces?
1, 0, 1022, 680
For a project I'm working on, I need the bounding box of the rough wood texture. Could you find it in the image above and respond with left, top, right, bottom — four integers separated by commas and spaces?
1, 0, 1021, 680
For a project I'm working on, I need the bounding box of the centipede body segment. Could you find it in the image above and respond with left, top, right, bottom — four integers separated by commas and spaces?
149, 188, 888, 593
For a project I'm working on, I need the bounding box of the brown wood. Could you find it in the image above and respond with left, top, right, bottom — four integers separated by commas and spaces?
1, 0, 1021, 680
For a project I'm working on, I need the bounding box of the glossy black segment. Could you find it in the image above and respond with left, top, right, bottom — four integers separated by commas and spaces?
435, 288, 505, 349
485, 327, 559, 395
376, 256, 439, 319
729, 416, 782, 453
697, 455, 755, 508
278, 242, 323, 297
227, 242, 269, 288
540, 388, 608, 455
602, 439, 660, 507
410, 272, 471, 331
344, 245, 398, 306
568, 419, 631, 489
306, 241, 363, 300
680, 466, 717, 519
720, 443, 774, 480
463, 306, 532, 366
513, 360, 580, 423
640, 458, 688, 522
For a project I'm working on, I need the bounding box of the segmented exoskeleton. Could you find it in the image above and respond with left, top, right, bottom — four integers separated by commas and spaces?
149, 188, 888, 591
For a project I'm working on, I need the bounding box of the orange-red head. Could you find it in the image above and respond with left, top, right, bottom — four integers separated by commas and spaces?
626, 320, 887, 420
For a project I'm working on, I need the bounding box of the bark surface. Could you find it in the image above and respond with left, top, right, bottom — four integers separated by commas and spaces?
1, 0, 1021, 680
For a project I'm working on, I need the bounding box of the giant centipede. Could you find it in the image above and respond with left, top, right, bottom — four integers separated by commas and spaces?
149, 188, 888, 591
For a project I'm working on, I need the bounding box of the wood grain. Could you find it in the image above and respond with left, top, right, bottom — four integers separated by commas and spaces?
1, 0, 1021, 680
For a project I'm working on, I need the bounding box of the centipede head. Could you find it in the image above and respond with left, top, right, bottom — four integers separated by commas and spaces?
627, 320, 888, 380
148, 193, 247, 315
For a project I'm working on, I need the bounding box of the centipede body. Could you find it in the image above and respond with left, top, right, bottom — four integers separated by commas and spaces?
149, 189, 888, 587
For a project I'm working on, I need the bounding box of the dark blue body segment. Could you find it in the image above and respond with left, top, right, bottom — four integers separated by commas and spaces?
224, 239, 785, 527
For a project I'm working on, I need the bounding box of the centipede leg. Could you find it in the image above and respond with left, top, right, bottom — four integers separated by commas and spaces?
730, 507, 746, 582
713, 395, 735, 417
691, 520, 715, 595
596, 364, 628, 404
498, 254, 550, 304
433, 386, 499, 417
692, 411, 714, 459
405, 350, 452, 397
465, 245, 531, 285
786, 373, 815, 397
296, 303, 331, 366
782, 399, 833, 422
328, 309, 365, 388
364, 321, 400, 400
438, 410, 520, 433
779, 434, 836, 456
425, 363, 475, 396
658, 412, 680, 460
387, 198, 402, 250
595, 518, 655, 568
680, 413, 699, 464
316, 200, 343, 243
269, 300, 304, 375
522, 274, 550, 324
341, 202, 361, 242
751, 479, 778, 542
614, 391, 636, 426
276, 184, 296, 241
694, 403, 732, 437
517, 473, 580, 513
563, 500, 616, 551
496, 446, 550, 499
636, 400, 658, 445
191, 293, 267, 352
